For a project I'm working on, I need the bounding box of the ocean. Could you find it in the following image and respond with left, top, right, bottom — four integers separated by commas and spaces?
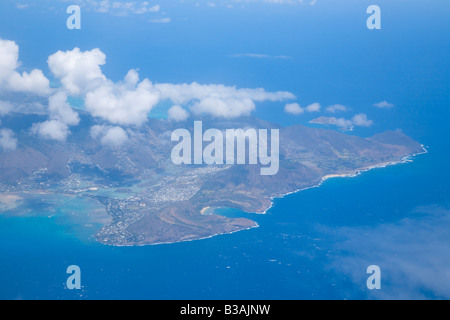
0, 140, 448, 299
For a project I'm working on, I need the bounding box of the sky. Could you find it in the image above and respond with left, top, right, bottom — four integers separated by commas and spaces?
0, 0, 450, 145
0, 0, 448, 149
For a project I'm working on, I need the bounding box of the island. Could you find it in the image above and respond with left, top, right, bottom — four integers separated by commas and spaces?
0, 112, 426, 245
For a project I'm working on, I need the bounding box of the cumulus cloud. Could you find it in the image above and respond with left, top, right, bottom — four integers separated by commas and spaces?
46, 46, 295, 123
155, 82, 294, 119
47, 47, 107, 96
46, 46, 295, 124
374, 100, 395, 108
31, 120, 70, 142
48, 92, 80, 126
85, 70, 160, 126
156, 82, 294, 105
284, 102, 321, 115
310, 113, 373, 131
30, 92, 80, 142
90, 125, 128, 147
47, 47, 159, 126
7, 70, 50, 95
168, 105, 189, 122
191, 97, 255, 118
2, 40, 296, 129
326, 104, 348, 113
305, 102, 321, 113
0, 39, 50, 96
351, 113, 373, 127
284, 103, 303, 115
0, 128, 17, 151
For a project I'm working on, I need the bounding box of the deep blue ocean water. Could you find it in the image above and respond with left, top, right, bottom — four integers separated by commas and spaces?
0, 142, 448, 300
0, 0, 449, 300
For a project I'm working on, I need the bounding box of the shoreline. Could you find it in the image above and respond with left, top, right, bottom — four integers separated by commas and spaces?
111, 222, 260, 247
257, 145, 428, 215
108, 145, 429, 247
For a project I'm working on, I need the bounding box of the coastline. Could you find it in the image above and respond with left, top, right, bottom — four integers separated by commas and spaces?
257, 145, 429, 215
114, 222, 260, 247
110, 145, 428, 246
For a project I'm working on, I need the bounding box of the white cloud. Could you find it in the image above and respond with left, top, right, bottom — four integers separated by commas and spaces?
155, 82, 294, 105
168, 105, 189, 122
48, 92, 80, 126
1, 40, 296, 129
326, 104, 348, 113
30, 92, 80, 142
46, 45, 296, 123
191, 97, 255, 118
47, 46, 294, 124
47, 49, 159, 126
150, 17, 171, 23
48, 47, 107, 96
0, 100, 14, 116
310, 113, 373, 131
284, 102, 321, 115
305, 102, 321, 113
46, 46, 295, 123
85, 70, 160, 126
351, 113, 373, 127
7, 69, 50, 95
31, 120, 70, 142
0, 129, 17, 151
284, 103, 303, 115
0, 39, 18, 75
90, 125, 128, 147
0, 39, 50, 96
48, 48, 157, 127
374, 100, 395, 108
156, 82, 294, 118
